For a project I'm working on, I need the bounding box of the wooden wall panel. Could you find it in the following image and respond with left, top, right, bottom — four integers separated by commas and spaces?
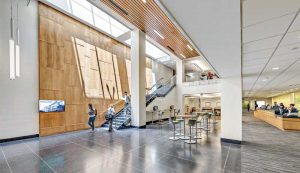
39, 3, 130, 136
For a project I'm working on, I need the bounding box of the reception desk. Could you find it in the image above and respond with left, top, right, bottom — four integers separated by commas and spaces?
254, 110, 300, 131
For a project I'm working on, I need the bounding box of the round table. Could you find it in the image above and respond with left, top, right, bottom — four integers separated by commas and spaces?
177, 114, 198, 140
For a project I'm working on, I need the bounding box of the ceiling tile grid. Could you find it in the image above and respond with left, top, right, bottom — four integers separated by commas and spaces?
242, 0, 300, 98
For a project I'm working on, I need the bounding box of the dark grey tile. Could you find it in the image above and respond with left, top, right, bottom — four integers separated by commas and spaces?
7, 152, 53, 173
145, 163, 184, 173
224, 144, 241, 173
154, 154, 223, 173
80, 158, 142, 173
1, 141, 32, 159
0, 147, 11, 173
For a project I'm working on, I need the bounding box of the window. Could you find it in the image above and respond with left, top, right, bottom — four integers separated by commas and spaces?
126, 60, 153, 92
45, 0, 129, 38
146, 67, 153, 89
71, 0, 93, 24
257, 101, 266, 108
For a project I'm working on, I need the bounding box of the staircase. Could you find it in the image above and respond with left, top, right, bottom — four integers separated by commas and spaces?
102, 75, 176, 130
102, 105, 131, 130
146, 75, 176, 106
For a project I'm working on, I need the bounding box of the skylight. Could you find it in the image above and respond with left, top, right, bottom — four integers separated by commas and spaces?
125, 39, 170, 60
45, 0, 129, 38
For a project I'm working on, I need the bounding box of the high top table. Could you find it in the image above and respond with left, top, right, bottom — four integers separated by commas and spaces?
177, 114, 198, 140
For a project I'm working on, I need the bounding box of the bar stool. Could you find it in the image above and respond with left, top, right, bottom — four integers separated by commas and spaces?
203, 113, 212, 135
169, 105, 174, 123
185, 119, 197, 144
169, 118, 180, 141
174, 110, 184, 136
157, 111, 164, 125
193, 115, 202, 140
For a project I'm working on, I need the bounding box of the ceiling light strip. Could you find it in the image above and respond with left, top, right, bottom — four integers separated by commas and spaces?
154, 30, 164, 39
187, 44, 193, 51
247, 8, 300, 97
154, 0, 220, 77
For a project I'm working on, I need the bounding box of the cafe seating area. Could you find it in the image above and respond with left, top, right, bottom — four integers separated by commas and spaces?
148, 105, 216, 145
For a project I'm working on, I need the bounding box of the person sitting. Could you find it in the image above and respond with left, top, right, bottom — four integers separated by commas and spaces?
279, 103, 285, 110
282, 107, 289, 114
190, 107, 197, 115
289, 104, 298, 114
273, 102, 280, 115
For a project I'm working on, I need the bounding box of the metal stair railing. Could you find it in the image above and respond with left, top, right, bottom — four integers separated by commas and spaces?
146, 75, 176, 106
113, 104, 131, 130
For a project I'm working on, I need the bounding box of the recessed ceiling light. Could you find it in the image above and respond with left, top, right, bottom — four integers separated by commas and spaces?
154, 30, 164, 39
142, 0, 147, 3
180, 54, 186, 58
262, 78, 268, 82
187, 44, 193, 51
272, 67, 280, 70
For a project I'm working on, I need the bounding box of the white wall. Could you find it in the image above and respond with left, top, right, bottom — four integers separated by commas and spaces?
200, 97, 221, 109
182, 81, 221, 95
146, 87, 178, 122
161, 0, 242, 142
0, 0, 39, 139
152, 61, 173, 83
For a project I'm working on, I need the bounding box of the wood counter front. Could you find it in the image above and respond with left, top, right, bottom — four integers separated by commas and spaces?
254, 110, 300, 131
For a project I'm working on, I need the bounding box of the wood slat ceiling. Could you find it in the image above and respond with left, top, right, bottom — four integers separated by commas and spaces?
100, 0, 200, 59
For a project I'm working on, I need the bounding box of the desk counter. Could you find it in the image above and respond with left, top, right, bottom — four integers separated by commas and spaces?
254, 110, 300, 131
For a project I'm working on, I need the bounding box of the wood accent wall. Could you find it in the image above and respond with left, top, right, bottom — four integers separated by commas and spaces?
39, 3, 130, 136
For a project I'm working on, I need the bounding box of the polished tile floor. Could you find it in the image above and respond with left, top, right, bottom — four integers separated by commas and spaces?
0, 120, 240, 173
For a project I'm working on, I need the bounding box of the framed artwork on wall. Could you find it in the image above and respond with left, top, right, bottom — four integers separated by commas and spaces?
205, 102, 211, 107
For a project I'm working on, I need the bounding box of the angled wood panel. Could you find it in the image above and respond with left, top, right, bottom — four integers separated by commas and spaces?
39, 3, 130, 136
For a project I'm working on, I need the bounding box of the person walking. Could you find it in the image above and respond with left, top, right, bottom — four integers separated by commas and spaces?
247, 103, 250, 112
124, 91, 131, 116
124, 91, 131, 107
107, 104, 115, 132
88, 103, 96, 132
254, 101, 258, 111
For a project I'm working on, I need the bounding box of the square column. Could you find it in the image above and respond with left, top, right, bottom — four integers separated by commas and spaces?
130, 29, 146, 127
176, 59, 184, 113
221, 76, 242, 143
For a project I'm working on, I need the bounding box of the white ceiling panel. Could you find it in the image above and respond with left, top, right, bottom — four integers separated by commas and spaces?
281, 30, 300, 45
243, 36, 281, 53
243, 49, 273, 61
243, 0, 300, 27
242, 0, 300, 98
243, 14, 294, 43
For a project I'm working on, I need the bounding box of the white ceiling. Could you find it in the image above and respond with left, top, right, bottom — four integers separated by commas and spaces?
160, 0, 242, 78
160, 0, 300, 98
242, 0, 300, 98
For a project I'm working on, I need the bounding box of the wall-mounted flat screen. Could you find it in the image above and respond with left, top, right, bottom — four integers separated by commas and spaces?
39, 100, 65, 113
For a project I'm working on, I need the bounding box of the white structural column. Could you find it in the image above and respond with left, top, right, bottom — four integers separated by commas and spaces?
221, 76, 242, 142
176, 59, 184, 113
130, 29, 146, 127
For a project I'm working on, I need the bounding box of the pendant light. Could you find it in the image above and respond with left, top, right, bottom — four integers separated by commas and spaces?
9, 0, 15, 80
16, 0, 20, 77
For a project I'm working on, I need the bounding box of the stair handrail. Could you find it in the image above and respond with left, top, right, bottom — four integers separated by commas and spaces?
163, 75, 176, 86
145, 75, 176, 106
146, 77, 164, 94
